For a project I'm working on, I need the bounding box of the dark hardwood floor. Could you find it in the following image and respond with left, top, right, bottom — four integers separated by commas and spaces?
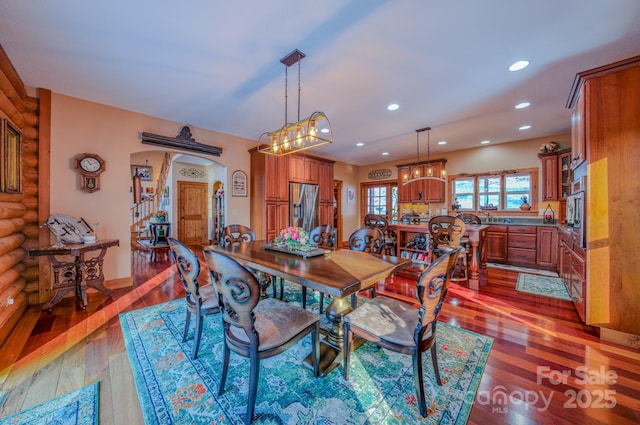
0, 243, 639, 424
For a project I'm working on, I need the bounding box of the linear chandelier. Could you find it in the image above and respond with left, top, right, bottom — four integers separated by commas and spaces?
258, 49, 333, 156
402, 126, 447, 185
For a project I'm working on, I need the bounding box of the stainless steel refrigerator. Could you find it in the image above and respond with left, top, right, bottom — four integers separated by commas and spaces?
290, 183, 319, 232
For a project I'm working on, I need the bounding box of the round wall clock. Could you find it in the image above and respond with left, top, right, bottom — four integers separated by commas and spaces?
73, 153, 106, 193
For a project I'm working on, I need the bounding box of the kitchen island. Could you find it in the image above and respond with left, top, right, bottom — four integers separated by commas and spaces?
389, 223, 488, 290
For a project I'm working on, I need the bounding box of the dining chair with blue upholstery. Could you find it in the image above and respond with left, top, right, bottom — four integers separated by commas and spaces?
343, 247, 461, 417
167, 237, 219, 360
203, 248, 320, 424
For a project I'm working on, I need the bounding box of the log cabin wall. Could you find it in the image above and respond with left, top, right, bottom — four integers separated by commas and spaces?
0, 45, 41, 346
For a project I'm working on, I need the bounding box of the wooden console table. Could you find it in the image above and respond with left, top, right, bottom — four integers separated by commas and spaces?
28, 239, 119, 310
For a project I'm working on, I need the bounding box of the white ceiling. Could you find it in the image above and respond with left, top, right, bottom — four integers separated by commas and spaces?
1, 1, 639, 166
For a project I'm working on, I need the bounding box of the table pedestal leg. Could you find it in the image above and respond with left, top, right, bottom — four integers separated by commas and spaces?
303, 295, 352, 377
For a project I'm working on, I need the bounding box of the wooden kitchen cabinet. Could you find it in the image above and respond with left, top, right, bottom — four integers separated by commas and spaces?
265, 154, 289, 201
539, 149, 572, 201
397, 159, 446, 203
252, 149, 334, 240
290, 156, 318, 184
565, 56, 640, 339
265, 202, 289, 243
570, 87, 586, 170
486, 225, 508, 262
318, 161, 334, 203
507, 226, 537, 266
536, 226, 558, 268
397, 166, 411, 203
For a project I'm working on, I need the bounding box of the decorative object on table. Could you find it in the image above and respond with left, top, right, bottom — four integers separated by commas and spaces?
73, 153, 105, 193
1, 118, 22, 193
231, 169, 247, 197
131, 164, 152, 181
278, 226, 310, 250
42, 214, 93, 246
543, 203, 555, 224
82, 222, 98, 244
120, 288, 492, 425
151, 210, 168, 222
516, 273, 571, 301
0, 382, 99, 425
519, 195, 531, 211
257, 49, 332, 156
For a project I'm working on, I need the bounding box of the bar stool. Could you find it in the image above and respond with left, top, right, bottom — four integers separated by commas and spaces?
428, 215, 468, 285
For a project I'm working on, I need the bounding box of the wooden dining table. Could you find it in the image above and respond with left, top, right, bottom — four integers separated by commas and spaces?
205, 241, 412, 376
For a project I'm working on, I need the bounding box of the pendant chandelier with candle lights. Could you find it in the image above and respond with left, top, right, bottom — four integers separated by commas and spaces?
258, 49, 333, 156
402, 126, 447, 185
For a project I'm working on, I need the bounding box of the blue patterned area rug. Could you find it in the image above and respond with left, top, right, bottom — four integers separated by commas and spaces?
516, 273, 571, 300
0, 382, 99, 425
121, 286, 493, 424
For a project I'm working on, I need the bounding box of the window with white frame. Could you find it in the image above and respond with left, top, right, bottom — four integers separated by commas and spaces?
449, 168, 537, 211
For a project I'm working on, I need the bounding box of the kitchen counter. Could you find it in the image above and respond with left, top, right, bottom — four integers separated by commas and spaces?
391, 218, 558, 227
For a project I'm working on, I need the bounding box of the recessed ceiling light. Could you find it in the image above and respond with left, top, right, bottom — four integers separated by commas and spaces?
515, 102, 531, 109
320, 127, 330, 134
387, 103, 399, 111
438, 140, 447, 145
382, 152, 389, 156
519, 125, 531, 130
356, 142, 364, 147
509, 60, 530, 71
480, 140, 491, 145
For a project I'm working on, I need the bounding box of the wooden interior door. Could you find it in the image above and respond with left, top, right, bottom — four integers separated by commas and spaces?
178, 181, 208, 244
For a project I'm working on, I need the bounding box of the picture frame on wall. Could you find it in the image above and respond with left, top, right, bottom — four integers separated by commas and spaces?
131, 165, 153, 181
0, 119, 22, 194
231, 170, 247, 197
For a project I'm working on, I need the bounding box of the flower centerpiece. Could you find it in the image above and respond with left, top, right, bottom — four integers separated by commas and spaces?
153, 210, 168, 222
278, 226, 310, 251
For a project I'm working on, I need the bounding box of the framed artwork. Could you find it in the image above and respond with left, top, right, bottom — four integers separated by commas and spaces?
131, 165, 153, 181
347, 187, 355, 204
1, 119, 22, 193
231, 170, 247, 197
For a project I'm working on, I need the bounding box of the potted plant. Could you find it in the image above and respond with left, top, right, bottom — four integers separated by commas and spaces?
520, 196, 531, 211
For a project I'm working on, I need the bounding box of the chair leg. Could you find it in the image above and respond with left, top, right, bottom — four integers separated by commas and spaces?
219, 343, 230, 396
430, 344, 442, 385
182, 310, 192, 342
343, 323, 351, 380
302, 286, 307, 309
413, 351, 428, 417
311, 323, 320, 377
192, 314, 203, 360
246, 351, 260, 425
